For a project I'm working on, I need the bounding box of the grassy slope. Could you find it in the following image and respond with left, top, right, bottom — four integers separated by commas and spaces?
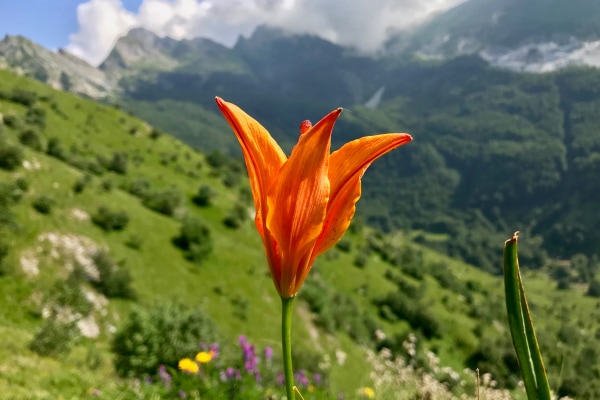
0, 69, 597, 398
0, 69, 376, 397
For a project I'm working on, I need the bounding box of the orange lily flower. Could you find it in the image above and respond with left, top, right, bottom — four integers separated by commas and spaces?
216, 97, 412, 298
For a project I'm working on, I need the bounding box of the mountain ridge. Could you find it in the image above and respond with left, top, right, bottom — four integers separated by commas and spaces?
0, 34, 115, 98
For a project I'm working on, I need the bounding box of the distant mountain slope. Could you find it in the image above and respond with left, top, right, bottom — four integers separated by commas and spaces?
0, 35, 114, 98
389, 0, 600, 71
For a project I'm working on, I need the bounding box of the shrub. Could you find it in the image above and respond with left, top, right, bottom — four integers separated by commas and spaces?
92, 206, 129, 231
466, 336, 521, 389
100, 179, 113, 192
192, 185, 215, 207
336, 239, 352, 252
149, 127, 162, 140
348, 217, 364, 235
123, 235, 142, 250
142, 188, 182, 216
376, 291, 441, 338
353, 249, 369, 268
557, 278, 571, 290
112, 301, 217, 377
45, 274, 94, 317
46, 137, 68, 160
10, 88, 37, 106
91, 250, 136, 299
108, 152, 128, 174
32, 195, 54, 214
222, 170, 241, 188
2, 113, 20, 128
0, 207, 18, 233
173, 217, 213, 264
431, 262, 471, 300
223, 203, 248, 229
68, 157, 105, 176
128, 177, 152, 198
329, 292, 374, 344
14, 177, 29, 192
25, 106, 46, 128
587, 279, 600, 297
73, 174, 92, 193
29, 320, 79, 357
205, 150, 228, 169
18, 128, 43, 151
0, 143, 23, 171
0, 181, 24, 206
238, 186, 254, 205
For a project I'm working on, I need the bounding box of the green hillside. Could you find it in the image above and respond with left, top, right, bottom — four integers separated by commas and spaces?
1, 68, 599, 399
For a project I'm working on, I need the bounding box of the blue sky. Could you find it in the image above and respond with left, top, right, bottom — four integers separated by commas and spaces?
1, 0, 463, 66
1, 1, 142, 50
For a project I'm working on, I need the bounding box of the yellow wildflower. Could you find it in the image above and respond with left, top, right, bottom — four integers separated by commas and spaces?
195, 351, 213, 363
178, 358, 199, 374
358, 387, 375, 399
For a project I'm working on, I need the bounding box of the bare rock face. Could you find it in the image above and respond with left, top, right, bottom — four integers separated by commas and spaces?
99, 27, 180, 76
0, 34, 115, 98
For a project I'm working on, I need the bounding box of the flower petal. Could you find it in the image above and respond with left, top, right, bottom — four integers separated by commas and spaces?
312, 133, 413, 257
266, 109, 342, 297
215, 97, 286, 236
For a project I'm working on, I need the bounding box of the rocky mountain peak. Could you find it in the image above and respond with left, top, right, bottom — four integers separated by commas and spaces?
99, 28, 181, 75
0, 35, 114, 98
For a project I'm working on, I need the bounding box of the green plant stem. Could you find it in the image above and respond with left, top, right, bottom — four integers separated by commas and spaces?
281, 295, 296, 400
503, 232, 551, 400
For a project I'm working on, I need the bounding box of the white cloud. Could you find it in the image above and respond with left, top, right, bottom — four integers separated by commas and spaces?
66, 0, 137, 65
67, 0, 465, 66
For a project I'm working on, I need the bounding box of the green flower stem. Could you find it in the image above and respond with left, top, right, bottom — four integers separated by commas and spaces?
281, 295, 296, 400
503, 232, 551, 400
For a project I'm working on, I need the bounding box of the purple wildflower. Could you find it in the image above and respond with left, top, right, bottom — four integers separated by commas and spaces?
210, 343, 220, 358
241, 342, 260, 375
265, 346, 273, 361
295, 370, 309, 387
313, 373, 322, 385
179, 390, 187, 398
158, 365, 171, 389
226, 367, 236, 381
276, 372, 285, 386
222, 367, 242, 382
